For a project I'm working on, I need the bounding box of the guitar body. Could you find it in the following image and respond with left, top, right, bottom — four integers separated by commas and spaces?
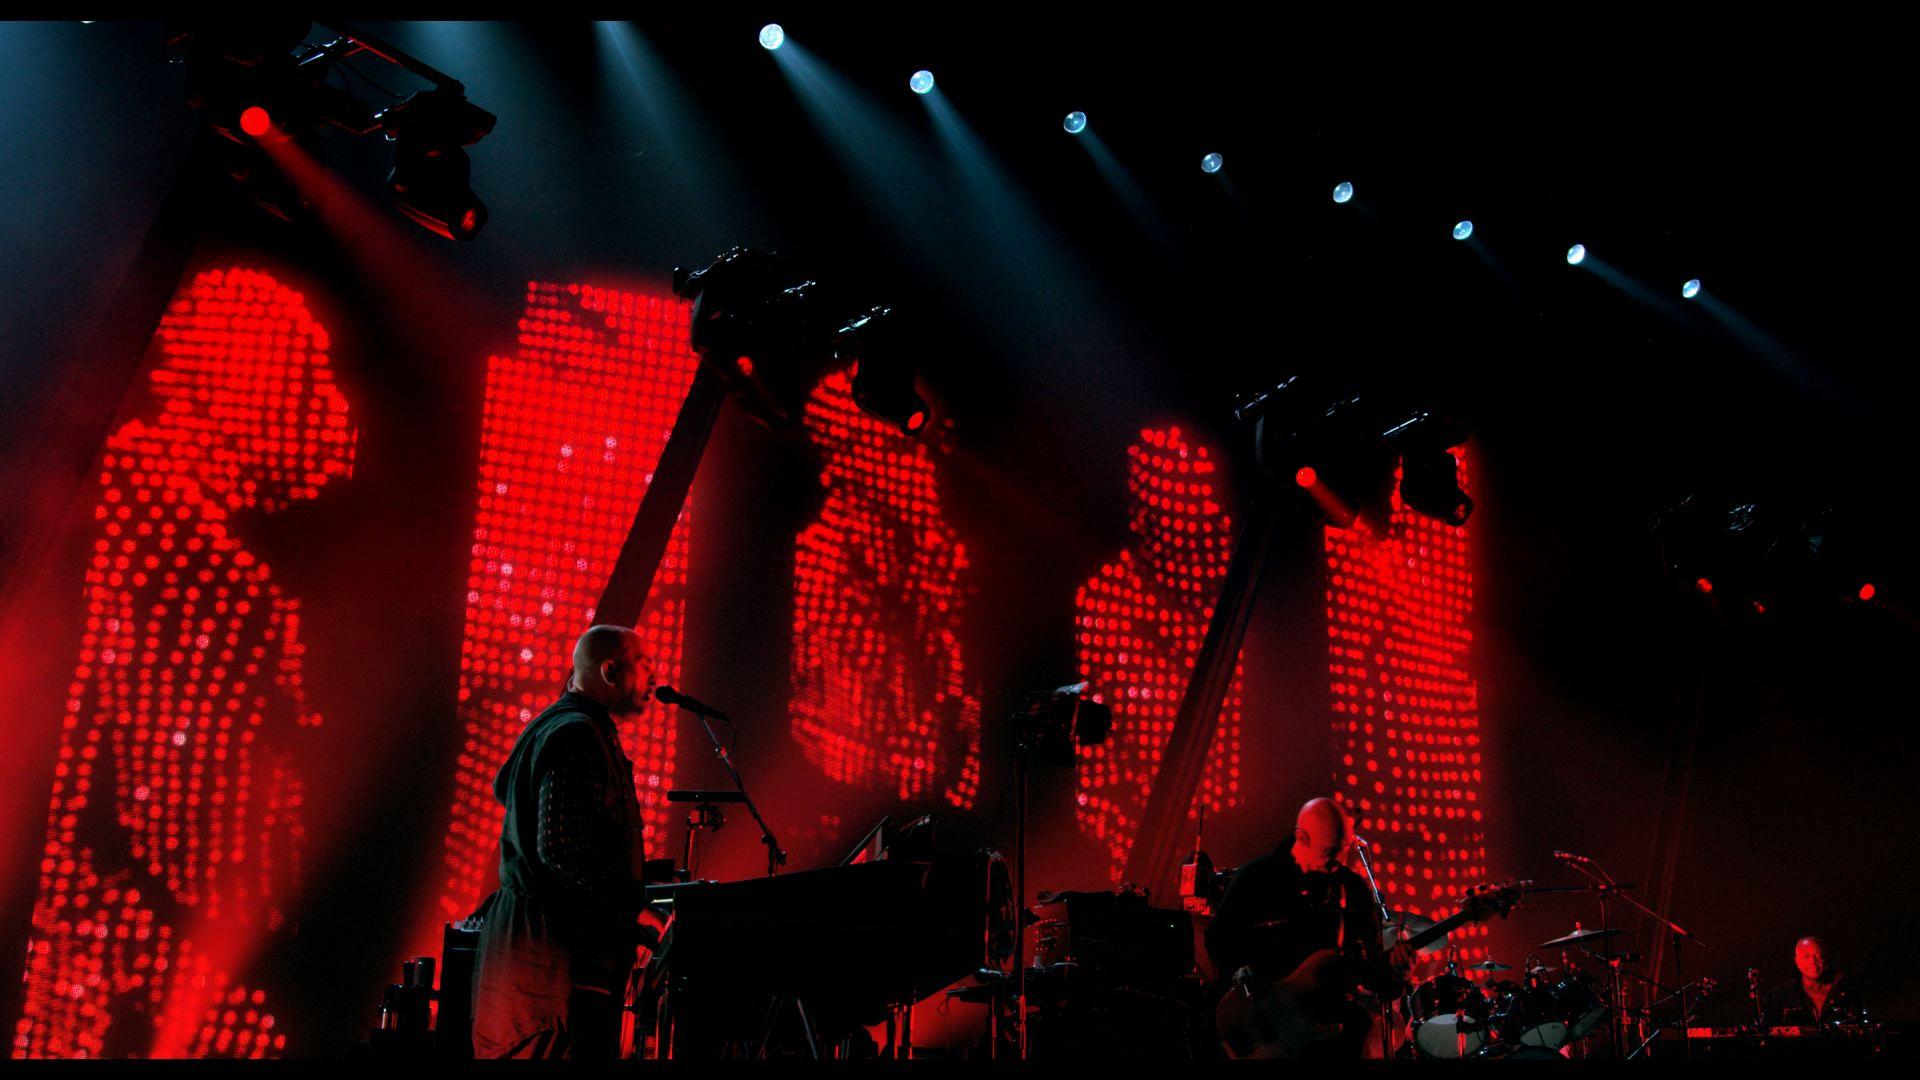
1214, 881, 1527, 1059
1216, 949, 1366, 1059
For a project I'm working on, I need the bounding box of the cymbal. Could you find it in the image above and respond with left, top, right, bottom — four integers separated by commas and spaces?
1467, 960, 1513, 972
1540, 927, 1623, 949
1382, 910, 1448, 955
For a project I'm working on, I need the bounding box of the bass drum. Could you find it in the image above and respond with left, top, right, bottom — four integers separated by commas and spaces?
1408, 975, 1490, 1059
1552, 973, 1608, 1041
1489, 972, 1606, 1049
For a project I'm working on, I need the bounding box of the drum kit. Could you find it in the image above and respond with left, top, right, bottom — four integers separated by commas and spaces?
1393, 921, 1623, 1060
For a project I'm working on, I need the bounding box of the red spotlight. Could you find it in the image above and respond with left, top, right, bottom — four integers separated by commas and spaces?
1695, 577, 1713, 594
1859, 582, 1877, 601
736, 355, 755, 377
1294, 465, 1318, 488
239, 105, 272, 138
905, 409, 928, 434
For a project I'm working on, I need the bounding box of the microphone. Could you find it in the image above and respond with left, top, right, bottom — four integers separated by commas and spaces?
1353, 833, 1371, 849
1552, 850, 1594, 864
654, 685, 730, 720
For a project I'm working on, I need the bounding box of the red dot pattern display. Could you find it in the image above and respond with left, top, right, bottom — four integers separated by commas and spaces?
1325, 451, 1487, 960
438, 283, 699, 927
1074, 427, 1243, 879
14, 267, 354, 1058
790, 371, 981, 808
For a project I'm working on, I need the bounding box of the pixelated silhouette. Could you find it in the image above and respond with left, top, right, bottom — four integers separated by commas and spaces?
790, 370, 981, 810
1074, 427, 1242, 879
16, 268, 355, 1058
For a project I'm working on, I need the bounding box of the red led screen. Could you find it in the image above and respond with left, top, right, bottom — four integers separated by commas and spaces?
1075, 427, 1243, 878
1325, 452, 1487, 959
14, 268, 356, 1058
790, 371, 981, 809
437, 283, 700, 929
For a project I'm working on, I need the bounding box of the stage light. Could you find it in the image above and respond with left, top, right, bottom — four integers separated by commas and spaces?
835, 305, 930, 437
377, 87, 498, 241
1859, 582, 1877, 601
1453, 220, 1474, 241
759, 24, 785, 50
1201, 152, 1223, 174
172, 19, 371, 146
1682, 278, 1702, 299
910, 70, 934, 94
1063, 110, 1087, 134
239, 105, 272, 137
1696, 576, 1713, 594
1248, 380, 1471, 529
1385, 415, 1473, 526
1567, 243, 1587, 265
1332, 181, 1353, 204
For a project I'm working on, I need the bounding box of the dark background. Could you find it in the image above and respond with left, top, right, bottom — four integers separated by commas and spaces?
1, 13, 1914, 1053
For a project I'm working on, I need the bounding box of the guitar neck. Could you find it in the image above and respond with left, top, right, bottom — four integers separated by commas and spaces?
1401, 908, 1476, 953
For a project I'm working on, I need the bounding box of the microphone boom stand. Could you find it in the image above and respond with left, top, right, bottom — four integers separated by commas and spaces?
1351, 836, 1398, 1060
680, 704, 786, 877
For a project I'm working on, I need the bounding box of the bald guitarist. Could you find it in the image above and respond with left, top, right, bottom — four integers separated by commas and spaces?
1210, 797, 1522, 1059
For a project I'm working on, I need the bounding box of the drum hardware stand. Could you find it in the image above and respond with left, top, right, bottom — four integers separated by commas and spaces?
1555, 854, 1629, 1057
1573, 858, 1705, 1061
1625, 975, 1712, 1060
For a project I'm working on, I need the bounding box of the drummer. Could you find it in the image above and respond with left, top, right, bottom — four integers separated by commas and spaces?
1762, 937, 1865, 1027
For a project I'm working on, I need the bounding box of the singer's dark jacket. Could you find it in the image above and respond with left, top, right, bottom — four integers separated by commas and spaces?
470, 691, 648, 1058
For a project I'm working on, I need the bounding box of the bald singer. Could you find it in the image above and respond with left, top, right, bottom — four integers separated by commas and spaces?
469, 625, 661, 1059
1207, 797, 1416, 1058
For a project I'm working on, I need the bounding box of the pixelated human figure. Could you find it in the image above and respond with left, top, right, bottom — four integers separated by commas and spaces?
1075, 427, 1242, 879
14, 268, 355, 1059
1324, 454, 1486, 953
790, 370, 982, 809
439, 283, 698, 930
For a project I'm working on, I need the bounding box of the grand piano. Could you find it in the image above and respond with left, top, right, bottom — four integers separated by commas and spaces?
649, 849, 1013, 1056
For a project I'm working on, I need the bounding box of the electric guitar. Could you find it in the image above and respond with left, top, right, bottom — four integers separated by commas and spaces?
1215, 879, 1526, 1059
